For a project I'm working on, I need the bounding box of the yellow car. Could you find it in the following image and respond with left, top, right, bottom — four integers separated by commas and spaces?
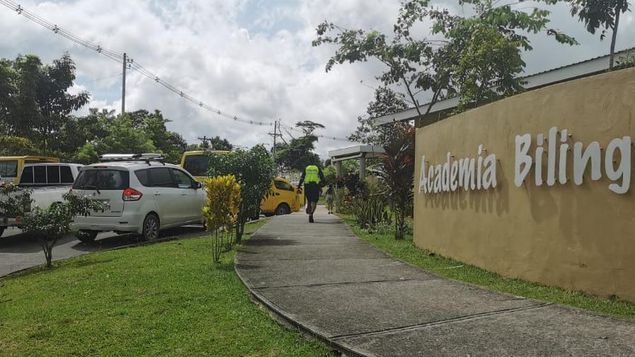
0, 156, 59, 184
260, 177, 303, 216
179, 151, 303, 216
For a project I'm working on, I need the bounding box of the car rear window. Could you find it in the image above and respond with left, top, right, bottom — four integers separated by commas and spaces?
60, 166, 74, 184
274, 180, 293, 191
47, 165, 60, 184
34, 166, 46, 183
73, 169, 130, 190
20, 166, 34, 184
183, 155, 210, 177
0, 160, 18, 178
19, 165, 75, 185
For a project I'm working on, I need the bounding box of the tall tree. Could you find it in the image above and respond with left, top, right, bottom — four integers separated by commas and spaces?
570, 0, 630, 69
314, 0, 577, 117
0, 54, 89, 151
349, 86, 408, 145
93, 114, 156, 155
275, 121, 324, 171
134, 110, 187, 163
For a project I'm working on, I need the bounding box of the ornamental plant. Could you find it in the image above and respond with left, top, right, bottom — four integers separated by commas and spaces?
21, 192, 105, 268
0, 182, 32, 219
202, 175, 241, 263
206, 145, 275, 243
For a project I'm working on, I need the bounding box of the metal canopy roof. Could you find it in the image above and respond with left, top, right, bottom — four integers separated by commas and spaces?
372, 47, 635, 126
328, 145, 385, 162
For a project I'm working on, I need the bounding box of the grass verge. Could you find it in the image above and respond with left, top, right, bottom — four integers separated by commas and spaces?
0, 220, 332, 356
339, 214, 635, 319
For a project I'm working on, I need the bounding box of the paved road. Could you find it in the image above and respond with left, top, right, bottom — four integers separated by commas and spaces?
0, 226, 206, 277
236, 207, 635, 357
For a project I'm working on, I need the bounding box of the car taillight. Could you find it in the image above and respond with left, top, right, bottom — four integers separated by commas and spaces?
122, 188, 143, 201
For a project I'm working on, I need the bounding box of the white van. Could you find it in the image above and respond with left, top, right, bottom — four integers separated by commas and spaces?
70, 154, 206, 243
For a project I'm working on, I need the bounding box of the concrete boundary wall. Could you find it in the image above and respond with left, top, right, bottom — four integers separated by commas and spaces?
414, 67, 635, 302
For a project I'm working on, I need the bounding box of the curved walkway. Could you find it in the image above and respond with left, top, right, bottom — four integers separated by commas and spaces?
236, 207, 635, 357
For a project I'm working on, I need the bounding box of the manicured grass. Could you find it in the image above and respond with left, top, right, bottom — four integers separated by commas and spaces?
0, 221, 333, 357
340, 214, 635, 319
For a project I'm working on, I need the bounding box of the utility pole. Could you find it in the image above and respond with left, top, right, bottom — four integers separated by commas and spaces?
269, 120, 283, 158
197, 136, 210, 149
269, 120, 283, 173
121, 52, 127, 115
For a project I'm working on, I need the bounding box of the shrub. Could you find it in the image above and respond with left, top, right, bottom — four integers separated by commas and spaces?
207, 145, 275, 243
21, 193, 105, 268
351, 194, 392, 231
0, 183, 32, 218
202, 175, 241, 263
374, 123, 415, 240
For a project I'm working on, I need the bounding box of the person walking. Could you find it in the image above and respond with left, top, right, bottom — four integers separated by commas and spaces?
325, 184, 335, 214
297, 163, 325, 223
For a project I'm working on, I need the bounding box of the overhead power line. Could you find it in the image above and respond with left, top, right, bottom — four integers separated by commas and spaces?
0, 0, 274, 127
278, 122, 356, 143
0, 0, 364, 141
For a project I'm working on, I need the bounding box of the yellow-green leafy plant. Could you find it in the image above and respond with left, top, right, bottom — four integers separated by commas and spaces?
202, 175, 241, 263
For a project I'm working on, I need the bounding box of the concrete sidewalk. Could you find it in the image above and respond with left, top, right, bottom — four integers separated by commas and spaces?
235, 207, 635, 357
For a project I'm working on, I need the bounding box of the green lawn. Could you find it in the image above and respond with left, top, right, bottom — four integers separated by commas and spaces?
340, 214, 635, 319
0, 221, 332, 357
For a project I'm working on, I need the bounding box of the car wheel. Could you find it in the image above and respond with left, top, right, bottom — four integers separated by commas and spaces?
141, 213, 160, 241
76, 230, 98, 243
275, 203, 290, 215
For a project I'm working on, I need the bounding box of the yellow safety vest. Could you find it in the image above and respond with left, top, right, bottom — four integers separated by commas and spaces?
304, 165, 320, 184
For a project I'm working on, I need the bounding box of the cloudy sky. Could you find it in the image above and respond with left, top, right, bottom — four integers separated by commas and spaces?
0, 0, 633, 157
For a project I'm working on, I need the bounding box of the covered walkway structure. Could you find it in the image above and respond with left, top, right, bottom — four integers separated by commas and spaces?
327, 145, 384, 179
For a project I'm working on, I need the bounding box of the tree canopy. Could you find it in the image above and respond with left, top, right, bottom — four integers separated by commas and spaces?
349, 86, 408, 145
0, 54, 190, 164
570, 0, 630, 68
314, 0, 578, 116
275, 121, 325, 171
0, 54, 89, 151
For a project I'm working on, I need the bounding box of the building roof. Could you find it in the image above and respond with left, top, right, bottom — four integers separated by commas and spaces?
328, 145, 385, 162
372, 47, 635, 126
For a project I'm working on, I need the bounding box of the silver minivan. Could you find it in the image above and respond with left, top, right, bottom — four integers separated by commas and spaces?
71, 154, 206, 242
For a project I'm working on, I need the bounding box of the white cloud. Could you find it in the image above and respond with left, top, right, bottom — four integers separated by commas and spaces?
1, 0, 633, 158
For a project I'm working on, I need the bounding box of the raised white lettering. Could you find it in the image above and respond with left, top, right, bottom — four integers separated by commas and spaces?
605, 137, 631, 194
514, 134, 532, 187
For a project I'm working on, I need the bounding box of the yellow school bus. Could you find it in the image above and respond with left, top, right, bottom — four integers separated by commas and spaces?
180, 150, 302, 216
0, 156, 59, 184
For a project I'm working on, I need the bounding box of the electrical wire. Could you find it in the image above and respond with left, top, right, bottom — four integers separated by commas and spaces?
0, 0, 365, 140
278, 122, 356, 143
0, 0, 273, 127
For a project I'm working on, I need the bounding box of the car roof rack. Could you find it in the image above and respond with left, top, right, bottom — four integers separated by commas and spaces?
99, 153, 166, 165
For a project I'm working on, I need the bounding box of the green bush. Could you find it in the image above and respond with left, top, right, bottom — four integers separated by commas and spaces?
22, 193, 106, 268
351, 195, 391, 231
207, 145, 275, 242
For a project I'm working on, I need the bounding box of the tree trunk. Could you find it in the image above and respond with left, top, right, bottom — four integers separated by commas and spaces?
38, 237, 55, 268
609, 9, 621, 69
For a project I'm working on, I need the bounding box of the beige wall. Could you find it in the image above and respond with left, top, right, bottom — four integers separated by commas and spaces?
414, 67, 635, 302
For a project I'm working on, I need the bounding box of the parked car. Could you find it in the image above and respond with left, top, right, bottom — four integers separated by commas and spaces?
260, 177, 303, 216
180, 150, 303, 216
70, 154, 206, 243
0, 163, 82, 237
0, 156, 59, 184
